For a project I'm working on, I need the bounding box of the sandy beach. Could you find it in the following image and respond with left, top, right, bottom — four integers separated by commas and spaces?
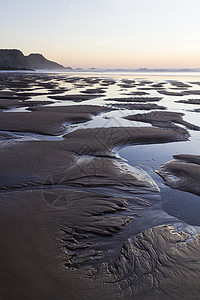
0, 72, 200, 299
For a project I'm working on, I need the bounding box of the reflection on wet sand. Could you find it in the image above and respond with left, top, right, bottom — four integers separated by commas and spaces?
0, 72, 200, 299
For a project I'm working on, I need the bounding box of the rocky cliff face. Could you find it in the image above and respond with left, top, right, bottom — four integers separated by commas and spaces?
25, 53, 65, 70
0, 49, 30, 70
0, 49, 65, 70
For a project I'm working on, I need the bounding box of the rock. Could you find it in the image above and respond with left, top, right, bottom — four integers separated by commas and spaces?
0, 49, 30, 70
25, 53, 65, 70
0, 49, 65, 70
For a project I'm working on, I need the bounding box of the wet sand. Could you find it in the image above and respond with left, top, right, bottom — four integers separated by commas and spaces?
110, 103, 166, 110
157, 154, 200, 196
125, 110, 200, 131
0, 72, 200, 299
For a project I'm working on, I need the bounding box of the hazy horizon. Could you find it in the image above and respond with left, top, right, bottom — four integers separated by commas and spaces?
1, 0, 200, 69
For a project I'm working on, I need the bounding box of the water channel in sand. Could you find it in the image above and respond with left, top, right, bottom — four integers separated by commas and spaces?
1, 70, 200, 299
1, 70, 200, 228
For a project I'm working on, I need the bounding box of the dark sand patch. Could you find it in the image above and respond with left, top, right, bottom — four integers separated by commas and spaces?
1, 186, 200, 299
0, 140, 77, 188
121, 79, 136, 84
58, 192, 157, 239
82, 77, 102, 85
80, 88, 106, 94
189, 81, 200, 85
0, 129, 165, 300
0, 74, 63, 92
157, 90, 185, 96
151, 82, 166, 88
107, 224, 200, 299
57, 189, 162, 270
0, 91, 16, 98
63, 127, 190, 156
48, 88, 70, 94
0, 79, 32, 90
176, 99, 200, 105
0, 126, 189, 189
158, 89, 200, 96
0, 91, 30, 100
0, 183, 161, 300
0, 99, 54, 110
140, 80, 153, 84
15, 91, 49, 97
125, 111, 200, 131
174, 154, 200, 164
182, 90, 200, 95
47, 156, 159, 192
118, 83, 137, 89
100, 79, 116, 86
121, 91, 150, 96
0, 189, 120, 300
2, 188, 199, 300
22, 100, 55, 107
156, 154, 200, 196
168, 80, 191, 88
137, 87, 165, 91
111, 103, 166, 110
0, 99, 24, 109
105, 97, 162, 103
171, 87, 190, 90
28, 104, 111, 114
0, 111, 92, 135
48, 94, 102, 102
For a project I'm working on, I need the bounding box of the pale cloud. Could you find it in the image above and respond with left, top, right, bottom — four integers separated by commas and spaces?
69, 3, 78, 11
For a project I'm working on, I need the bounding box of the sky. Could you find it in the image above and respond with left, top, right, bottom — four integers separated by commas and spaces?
1, 0, 200, 69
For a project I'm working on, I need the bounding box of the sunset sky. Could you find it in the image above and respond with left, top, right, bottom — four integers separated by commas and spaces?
1, 0, 200, 69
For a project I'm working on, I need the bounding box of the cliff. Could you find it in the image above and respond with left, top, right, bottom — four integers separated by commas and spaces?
0, 49, 65, 70
25, 53, 65, 70
0, 49, 30, 70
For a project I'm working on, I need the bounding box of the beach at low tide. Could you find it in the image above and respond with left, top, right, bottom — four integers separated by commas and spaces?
0, 70, 200, 299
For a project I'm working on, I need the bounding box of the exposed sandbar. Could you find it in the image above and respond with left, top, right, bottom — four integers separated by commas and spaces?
48, 94, 103, 102
125, 110, 200, 131
105, 97, 162, 102
28, 104, 110, 114
158, 89, 200, 96
176, 99, 200, 105
156, 154, 200, 196
0, 126, 186, 189
168, 80, 191, 88
63, 126, 190, 156
80, 88, 106, 94
0, 99, 24, 109
0, 111, 92, 135
111, 103, 166, 110
121, 91, 150, 96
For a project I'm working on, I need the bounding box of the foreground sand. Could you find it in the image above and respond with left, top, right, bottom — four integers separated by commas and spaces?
0, 73, 200, 299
